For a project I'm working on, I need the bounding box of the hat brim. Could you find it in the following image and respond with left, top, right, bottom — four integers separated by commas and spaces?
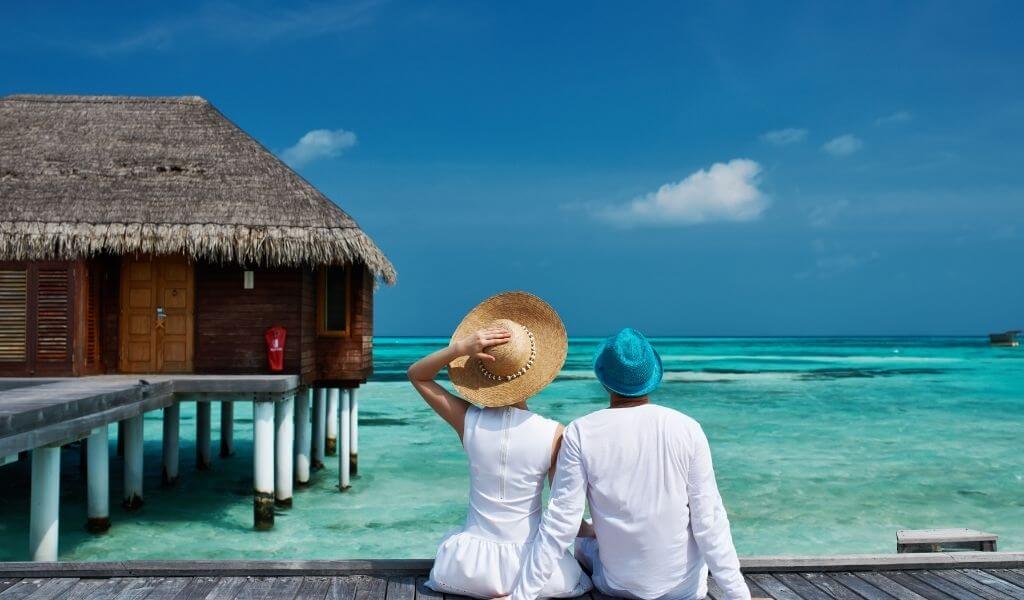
448, 292, 567, 407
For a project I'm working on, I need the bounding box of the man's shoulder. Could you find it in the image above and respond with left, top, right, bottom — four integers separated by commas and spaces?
566, 403, 703, 433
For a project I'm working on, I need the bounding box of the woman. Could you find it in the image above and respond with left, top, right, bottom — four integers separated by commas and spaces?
408, 291, 592, 599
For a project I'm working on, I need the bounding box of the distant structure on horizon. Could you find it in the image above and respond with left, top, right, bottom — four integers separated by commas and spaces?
988, 330, 1021, 347
0, 94, 395, 383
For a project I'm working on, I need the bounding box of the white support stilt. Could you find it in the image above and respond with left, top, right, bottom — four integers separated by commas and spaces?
326, 388, 339, 456
220, 401, 234, 457
86, 426, 110, 533
162, 402, 180, 487
196, 399, 212, 470
350, 387, 359, 476
123, 415, 143, 510
29, 445, 60, 561
295, 388, 311, 486
253, 398, 275, 530
311, 388, 326, 470
275, 394, 294, 507
339, 389, 351, 491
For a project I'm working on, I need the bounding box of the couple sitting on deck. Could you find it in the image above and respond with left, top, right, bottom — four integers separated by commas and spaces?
407, 292, 751, 600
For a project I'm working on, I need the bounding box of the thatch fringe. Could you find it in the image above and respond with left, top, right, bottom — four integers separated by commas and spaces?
0, 221, 397, 284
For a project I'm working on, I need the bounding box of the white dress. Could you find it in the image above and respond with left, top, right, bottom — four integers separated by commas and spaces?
426, 406, 593, 599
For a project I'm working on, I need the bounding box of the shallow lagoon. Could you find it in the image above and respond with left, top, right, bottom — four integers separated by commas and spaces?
0, 337, 1021, 560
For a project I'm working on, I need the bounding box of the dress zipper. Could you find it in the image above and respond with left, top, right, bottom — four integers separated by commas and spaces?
498, 407, 513, 500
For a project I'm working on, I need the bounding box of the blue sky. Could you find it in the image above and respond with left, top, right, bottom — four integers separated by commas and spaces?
3, 1, 1023, 335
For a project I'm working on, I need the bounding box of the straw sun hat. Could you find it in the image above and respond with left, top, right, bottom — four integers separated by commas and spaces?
448, 292, 568, 408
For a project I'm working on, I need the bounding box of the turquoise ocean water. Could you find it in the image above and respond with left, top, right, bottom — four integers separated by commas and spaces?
0, 337, 1021, 560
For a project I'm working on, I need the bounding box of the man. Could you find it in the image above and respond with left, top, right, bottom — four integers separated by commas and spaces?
508, 328, 751, 600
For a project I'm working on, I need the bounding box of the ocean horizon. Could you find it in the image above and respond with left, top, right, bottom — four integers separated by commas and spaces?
0, 335, 1020, 561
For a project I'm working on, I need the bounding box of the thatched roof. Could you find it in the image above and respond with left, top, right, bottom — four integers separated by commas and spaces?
0, 94, 395, 284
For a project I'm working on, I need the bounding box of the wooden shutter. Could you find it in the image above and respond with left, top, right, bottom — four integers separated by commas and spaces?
83, 265, 101, 369
35, 267, 72, 363
0, 270, 28, 362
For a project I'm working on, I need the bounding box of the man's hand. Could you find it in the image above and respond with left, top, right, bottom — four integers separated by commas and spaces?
452, 327, 512, 362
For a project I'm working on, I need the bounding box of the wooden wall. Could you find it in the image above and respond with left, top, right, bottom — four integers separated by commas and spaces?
0, 255, 375, 384
315, 265, 374, 385
193, 265, 305, 375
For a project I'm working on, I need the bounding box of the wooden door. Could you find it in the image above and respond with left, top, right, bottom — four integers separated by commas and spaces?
119, 255, 194, 373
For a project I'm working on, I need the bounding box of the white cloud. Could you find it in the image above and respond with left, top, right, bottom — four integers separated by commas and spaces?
281, 129, 357, 167
761, 128, 807, 146
875, 110, 913, 125
598, 159, 768, 226
822, 134, 864, 157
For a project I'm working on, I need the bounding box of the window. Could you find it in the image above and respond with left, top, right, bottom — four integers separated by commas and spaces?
0, 270, 27, 362
318, 266, 350, 336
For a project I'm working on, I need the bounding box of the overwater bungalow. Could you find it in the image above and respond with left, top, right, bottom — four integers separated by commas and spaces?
0, 94, 394, 380
0, 94, 395, 558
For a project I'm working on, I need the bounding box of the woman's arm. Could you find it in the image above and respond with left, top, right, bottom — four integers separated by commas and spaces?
407, 327, 512, 440
547, 423, 564, 485
547, 424, 593, 538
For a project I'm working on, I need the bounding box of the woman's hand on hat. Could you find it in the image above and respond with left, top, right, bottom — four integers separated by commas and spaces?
452, 327, 512, 362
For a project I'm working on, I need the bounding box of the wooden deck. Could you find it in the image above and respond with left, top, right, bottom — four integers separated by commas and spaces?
0, 555, 1022, 599
0, 374, 299, 456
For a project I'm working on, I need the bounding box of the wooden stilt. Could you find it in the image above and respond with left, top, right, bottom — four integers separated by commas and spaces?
339, 389, 351, 491
326, 388, 339, 456
196, 399, 212, 470
253, 398, 275, 530
295, 388, 311, 487
29, 445, 60, 561
123, 415, 143, 510
220, 401, 234, 457
311, 388, 326, 470
162, 402, 180, 487
274, 394, 294, 507
350, 387, 359, 476
86, 426, 110, 533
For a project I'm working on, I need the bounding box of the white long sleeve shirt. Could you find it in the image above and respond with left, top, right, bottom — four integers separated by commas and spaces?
510, 404, 749, 600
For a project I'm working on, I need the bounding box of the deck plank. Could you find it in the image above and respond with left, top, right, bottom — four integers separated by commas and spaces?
907, 571, 987, 600
413, 578, 441, 600
354, 576, 387, 600
822, 573, 896, 600
743, 576, 771, 598
800, 573, 864, 600
960, 569, 1024, 598
879, 573, 958, 600
169, 577, 219, 600
0, 579, 46, 600
932, 569, 1019, 600
990, 570, 1024, 590
327, 577, 357, 600
386, 577, 415, 600
745, 574, 804, 600
293, 578, 332, 600
64, 579, 135, 600
852, 573, 930, 600
0, 582, 19, 595
20, 578, 78, 600
113, 578, 166, 600
773, 574, 833, 600
200, 577, 247, 600
140, 578, 191, 600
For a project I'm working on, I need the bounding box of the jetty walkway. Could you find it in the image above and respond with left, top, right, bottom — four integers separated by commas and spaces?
0, 554, 1022, 599
0, 375, 360, 562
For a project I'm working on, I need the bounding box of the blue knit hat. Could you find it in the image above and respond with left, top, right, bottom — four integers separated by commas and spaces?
593, 328, 663, 397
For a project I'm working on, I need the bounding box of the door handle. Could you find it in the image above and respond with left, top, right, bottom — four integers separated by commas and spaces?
156, 306, 166, 329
